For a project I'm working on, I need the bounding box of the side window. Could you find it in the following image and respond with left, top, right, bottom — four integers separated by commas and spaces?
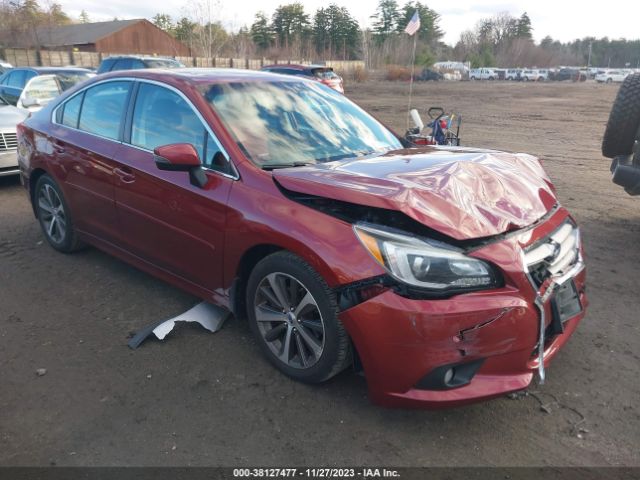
7, 70, 26, 88
131, 83, 206, 160
78, 81, 130, 140
61, 92, 84, 129
203, 132, 231, 174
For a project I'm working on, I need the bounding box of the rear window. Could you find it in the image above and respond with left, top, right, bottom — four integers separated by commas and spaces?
144, 59, 183, 69
312, 68, 339, 80
51, 72, 92, 91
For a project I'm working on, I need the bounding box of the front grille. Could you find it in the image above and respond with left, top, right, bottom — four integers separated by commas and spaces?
0, 132, 18, 151
524, 222, 580, 289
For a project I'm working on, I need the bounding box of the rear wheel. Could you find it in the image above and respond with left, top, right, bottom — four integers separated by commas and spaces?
246, 251, 351, 384
35, 174, 83, 253
602, 73, 640, 158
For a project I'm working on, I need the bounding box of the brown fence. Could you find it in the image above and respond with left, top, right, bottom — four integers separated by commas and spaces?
1, 48, 365, 73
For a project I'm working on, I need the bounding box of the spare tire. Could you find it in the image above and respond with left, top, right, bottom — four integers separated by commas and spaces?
602, 73, 640, 158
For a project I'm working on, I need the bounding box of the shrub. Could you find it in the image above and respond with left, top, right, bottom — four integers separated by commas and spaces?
386, 65, 412, 81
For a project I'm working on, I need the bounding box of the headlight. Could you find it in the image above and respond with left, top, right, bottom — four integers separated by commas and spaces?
354, 224, 500, 293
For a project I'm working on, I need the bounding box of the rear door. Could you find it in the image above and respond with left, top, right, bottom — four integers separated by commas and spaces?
50, 80, 132, 242
112, 81, 235, 292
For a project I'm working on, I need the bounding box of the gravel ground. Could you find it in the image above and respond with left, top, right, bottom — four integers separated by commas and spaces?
0, 80, 638, 467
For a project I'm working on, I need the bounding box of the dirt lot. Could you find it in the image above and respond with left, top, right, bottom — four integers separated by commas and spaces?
1, 80, 638, 467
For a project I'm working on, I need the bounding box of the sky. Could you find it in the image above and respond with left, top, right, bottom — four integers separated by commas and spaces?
55, 0, 639, 46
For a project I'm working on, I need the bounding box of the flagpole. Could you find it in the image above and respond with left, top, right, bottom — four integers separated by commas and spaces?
406, 32, 418, 130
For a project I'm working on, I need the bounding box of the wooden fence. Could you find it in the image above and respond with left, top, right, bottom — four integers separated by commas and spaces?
1, 48, 365, 73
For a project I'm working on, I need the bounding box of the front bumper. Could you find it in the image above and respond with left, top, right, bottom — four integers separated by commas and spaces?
0, 150, 19, 177
339, 210, 587, 409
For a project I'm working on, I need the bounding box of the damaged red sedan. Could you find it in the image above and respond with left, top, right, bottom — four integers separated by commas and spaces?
16, 69, 587, 408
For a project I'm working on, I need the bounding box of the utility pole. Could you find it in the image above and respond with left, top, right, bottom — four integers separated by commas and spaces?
587, 41, 592, 68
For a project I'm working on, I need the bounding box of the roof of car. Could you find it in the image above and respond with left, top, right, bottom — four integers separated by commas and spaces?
12, 67, 92, 73
98, 68, 308, 85
261, 64, 331, 71
102, 55, 179, 61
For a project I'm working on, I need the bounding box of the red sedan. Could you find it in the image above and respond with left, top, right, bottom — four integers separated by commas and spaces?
16, 69, 587, 408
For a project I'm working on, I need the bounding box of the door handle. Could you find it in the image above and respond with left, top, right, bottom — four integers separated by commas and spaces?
52, 141, 65, 154
113, 166, 136, 183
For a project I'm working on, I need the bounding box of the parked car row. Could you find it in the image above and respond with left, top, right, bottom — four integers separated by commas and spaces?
471, 67, 578, 82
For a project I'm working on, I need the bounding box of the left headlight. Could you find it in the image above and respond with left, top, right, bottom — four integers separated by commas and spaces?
354, 223, 501, 294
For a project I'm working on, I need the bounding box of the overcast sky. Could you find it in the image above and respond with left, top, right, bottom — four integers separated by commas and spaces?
55, 0, 638, 45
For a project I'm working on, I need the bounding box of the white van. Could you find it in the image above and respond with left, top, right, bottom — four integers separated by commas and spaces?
469, 68, 497, 80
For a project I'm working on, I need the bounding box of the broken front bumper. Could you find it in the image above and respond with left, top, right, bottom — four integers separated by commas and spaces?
338, 211, 587, 409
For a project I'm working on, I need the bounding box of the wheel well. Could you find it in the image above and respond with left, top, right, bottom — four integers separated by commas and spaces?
230, 244, 283, 320
28, 168, 47, 217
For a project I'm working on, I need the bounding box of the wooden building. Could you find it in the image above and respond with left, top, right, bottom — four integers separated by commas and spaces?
18, 19, 190, 57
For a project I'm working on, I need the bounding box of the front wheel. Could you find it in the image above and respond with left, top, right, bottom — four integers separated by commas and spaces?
35, 174, 83, 253
246, 251, 351, 384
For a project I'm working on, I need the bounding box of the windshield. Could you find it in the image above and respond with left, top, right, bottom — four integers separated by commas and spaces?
200, 80, 401, 167
54, 72, 93, 91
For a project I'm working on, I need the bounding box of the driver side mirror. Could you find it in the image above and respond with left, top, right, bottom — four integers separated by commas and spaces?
154, 143, 208, 188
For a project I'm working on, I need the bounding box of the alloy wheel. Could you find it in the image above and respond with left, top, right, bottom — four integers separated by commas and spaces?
254, 272, 325, 369
38, 184, 67, 244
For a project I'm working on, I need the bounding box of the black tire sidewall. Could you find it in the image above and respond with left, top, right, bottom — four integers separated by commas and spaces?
35, 174, 77, 253
602, 73, 640, 158
246, 252, 349, 384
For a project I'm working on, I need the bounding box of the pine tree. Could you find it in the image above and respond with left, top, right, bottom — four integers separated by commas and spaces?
250, 12, 273, 51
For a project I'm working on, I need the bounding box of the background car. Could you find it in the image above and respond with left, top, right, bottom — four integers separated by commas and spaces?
469, 68, 497, 80
0, 93, 29, 176
505, 68, 522, 80
0, 67, 93, 108
261, 64, 344, 93
596, 69, 629, 83
555, 67, 587, 81
97, 56, 185, 74
417, 68, 443, 81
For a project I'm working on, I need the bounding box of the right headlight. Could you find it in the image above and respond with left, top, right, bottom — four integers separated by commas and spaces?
354, 223, 501, 294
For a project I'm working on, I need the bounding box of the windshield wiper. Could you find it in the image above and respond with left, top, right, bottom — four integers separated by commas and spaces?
261, 162, 313, 170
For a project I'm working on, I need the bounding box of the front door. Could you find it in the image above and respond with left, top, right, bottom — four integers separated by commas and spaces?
112, 81, 235, 293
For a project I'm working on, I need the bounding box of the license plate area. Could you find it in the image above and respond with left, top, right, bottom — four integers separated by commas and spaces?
549, 280, 582, 334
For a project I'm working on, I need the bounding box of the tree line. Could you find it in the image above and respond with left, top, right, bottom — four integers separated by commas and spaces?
1, 0, 639, 69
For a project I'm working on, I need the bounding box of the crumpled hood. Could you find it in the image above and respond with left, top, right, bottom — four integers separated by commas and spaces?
273, 146, 558, 240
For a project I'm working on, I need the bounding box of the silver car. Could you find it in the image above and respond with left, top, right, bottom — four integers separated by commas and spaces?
0, 94, 29, 177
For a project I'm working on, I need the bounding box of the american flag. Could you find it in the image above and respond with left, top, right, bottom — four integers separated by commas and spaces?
404, 10, 420, 36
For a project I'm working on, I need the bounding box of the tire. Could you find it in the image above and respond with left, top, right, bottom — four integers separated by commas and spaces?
488, 76, 495, 81
246, 251, 351, 384
34, 174, 83, 253
602, 73, 640, 158
470, 76, 476, 81
606, 78, 612, 84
